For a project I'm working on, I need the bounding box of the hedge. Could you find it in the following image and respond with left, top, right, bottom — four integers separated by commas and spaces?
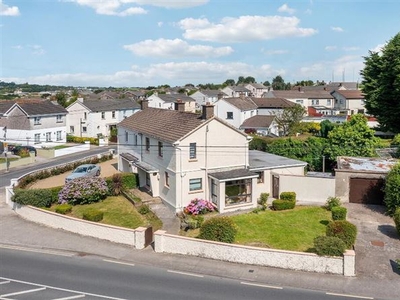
272, 199, 296, 211
314, 236, 346, 256
55, 203, 73, 214
326, 220, 357, 249
12, 188, 61, 208
82, 209, 104, 222
331, 206, 347, 220
198, 217, 238, 243
394, 208, 400, 235
280, 192, 296, 201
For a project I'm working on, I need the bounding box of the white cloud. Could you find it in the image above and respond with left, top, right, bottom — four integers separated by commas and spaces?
0, 0, 20, 16
331, 26, 344, 32
370, 43, 385, 53
261, 49, 289, 55
29, 45, 46, 55
12, 45, 23, 50
179, 16, 317, 42
157, 21, 163, 27
278, 4, 295, 15
133, 0, 209, 8
124, 38, 233, 58
343, 46, 359, 51
66, 0, 147, 16
325, 46, 337, 51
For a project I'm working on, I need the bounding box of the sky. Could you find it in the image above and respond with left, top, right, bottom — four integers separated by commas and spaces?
1, 0, 400, 88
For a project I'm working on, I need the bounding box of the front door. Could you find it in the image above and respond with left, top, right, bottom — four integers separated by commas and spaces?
272, 175, 279, 198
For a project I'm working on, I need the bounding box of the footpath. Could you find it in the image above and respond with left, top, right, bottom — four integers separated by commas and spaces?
0, 158, 399, 299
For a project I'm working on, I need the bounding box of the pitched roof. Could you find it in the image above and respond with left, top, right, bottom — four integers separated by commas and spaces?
118, 108, 209, 143
0, 101, 15, 115
8, 100, 67, 116
79, 99, 140, 112
240, 115, 276, 129
327, 82, 359, 90
199, 90, 226, 97
221, 97, 258, 111
251, 97, 295, 108
156, 94, 195, 103
247, 83, 268, 89
269, 90, 333, 99
333, 90, 365, 99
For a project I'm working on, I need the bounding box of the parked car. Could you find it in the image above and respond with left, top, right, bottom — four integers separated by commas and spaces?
11, 145, 37, 156
65, 164, 101, 183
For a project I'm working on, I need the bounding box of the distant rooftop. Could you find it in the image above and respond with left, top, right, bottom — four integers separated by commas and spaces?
249, 150, 307, 170
336, 156, 398, 173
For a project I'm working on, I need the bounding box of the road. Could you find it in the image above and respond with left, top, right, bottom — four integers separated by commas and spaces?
0, 145, 116, 188
0, 247, 382, 300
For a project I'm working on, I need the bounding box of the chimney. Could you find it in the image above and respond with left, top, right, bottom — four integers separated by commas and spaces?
239, 92, 245, 100
217, 92, 224, 100
202, 102, 214, 120
174, 99, 185, 112
141, 99, 149, 110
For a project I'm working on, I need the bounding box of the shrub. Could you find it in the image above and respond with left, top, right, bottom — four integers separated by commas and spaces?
198, 217, 238, 243
83, 209, 104, 222
186, 215, 204, 229
258, 193, 269, 210
326, 196, 341, 211
314, 236, 346, 256
394, 208, 400, 235
280, 192, 296, 201
111, 173, 123, 195
58, 177, 109, 205
384, 164, 400, 215
272, 199, 296, 211
55, 203, 73, 214
326, 220, 357, 249
331, 206, 347, 220
138, 204, 151, 215
121, 173, 137, 190
184, 198, 215, 215
12, 189, 53, 208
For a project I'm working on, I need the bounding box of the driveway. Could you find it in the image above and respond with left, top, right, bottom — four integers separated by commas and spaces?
345, 203, 400, 280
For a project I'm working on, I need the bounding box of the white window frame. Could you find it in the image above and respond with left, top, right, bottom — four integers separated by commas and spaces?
189, 178, 202, 191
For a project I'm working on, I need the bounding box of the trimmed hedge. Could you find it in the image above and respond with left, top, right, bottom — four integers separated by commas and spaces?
82, 209, 104, 222
12, 189, 54, 208
272, 199, 296, 211
280, 192, 296, 201
198, 216, 238, 243
326, 197, 341, 211
186, 215, 204, 229
121, 173, 137, 190
331, 206, 347, 220
66, 135, 99, 145
258, 193, 269, 210
394, 208, 400, 235
55, 203, 73, 214
314, 236, 346, 256
326, 220, 357, 249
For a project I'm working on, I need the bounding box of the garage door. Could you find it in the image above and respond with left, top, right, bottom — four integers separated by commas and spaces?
349, 178, 385, 205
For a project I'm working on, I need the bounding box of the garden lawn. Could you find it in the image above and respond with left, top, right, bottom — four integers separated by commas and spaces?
231, 206, 331, 252
56, 196, 162, 231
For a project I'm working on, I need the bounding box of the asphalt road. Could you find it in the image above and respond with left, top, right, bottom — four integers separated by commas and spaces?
0, 247, 383, 300
0, 145, 116, 188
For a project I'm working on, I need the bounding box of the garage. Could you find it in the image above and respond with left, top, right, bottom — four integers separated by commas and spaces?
349, 177, 385, 205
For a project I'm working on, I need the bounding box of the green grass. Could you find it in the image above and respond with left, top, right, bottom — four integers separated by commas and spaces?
51, 196, 162, 231
231, 206, 331, 252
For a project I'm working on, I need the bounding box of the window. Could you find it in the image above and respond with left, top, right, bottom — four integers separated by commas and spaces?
227, 112, 233, 119
225, 179, 252, 206
34, 133, 40, 143
158, 141, 163, 157
145, 137, 150, 151
256, 171, 264, 184
189, 178, 202, 191
82, 126, 87, 133
70, 126, 74, 134
84, 112, 87, 120
46, 132, 52, 142
165, 172, 169, 187
56, 131, 62, 141
34, 117, 41, 125
125, 131, 128, 142
311, 99, 319, 105
56, 115, 62, 123
101, 112, 105, 119
112, 111, 116, 119
189, 142, 196, 159
327, 99, 332, 106
296, 100, 303, 105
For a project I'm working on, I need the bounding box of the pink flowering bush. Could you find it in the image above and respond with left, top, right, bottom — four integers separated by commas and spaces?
58, 177, 109, 205
184, 198, 215, 215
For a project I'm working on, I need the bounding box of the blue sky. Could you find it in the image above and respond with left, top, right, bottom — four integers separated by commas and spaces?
1, 0, 400, 88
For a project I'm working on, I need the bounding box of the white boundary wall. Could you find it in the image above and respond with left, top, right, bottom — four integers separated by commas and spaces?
54, 142, 90, 157
154, 230, 356, 276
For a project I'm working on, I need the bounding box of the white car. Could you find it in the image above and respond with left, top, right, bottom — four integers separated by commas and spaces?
65, 164, 101, 183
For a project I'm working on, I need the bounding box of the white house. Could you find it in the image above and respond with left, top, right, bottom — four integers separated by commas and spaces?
0, 100, 68, 147
147, 93, 196, 112
245, 83, 269, 98
66, 98, 140, 138
221, 85, 251, 98
214, 96, 258, 129
117, 100, 307, 214
240, 115, 280, 137
251, 97, 296, 116
331, 90, 366, 115
190, 90, 226, 110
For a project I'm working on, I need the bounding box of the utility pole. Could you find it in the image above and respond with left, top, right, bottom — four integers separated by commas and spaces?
3, 126, 9, 172
322, 155, 326, 173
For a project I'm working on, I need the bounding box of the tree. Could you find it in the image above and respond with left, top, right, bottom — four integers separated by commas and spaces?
320, 119, 335, 138
274, 104, 306, 136
223, 79, 235, 86
243, 76, 256, 84
360, 32, 400, 133
263, 80, 271, 86
271, 75, 286, 90
55, 92, 68, 107
236, 76, 245, 85
325, 114, 379, 160
384, 163, 400, 216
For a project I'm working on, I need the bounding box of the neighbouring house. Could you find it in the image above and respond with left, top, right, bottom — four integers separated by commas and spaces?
335, 156, 398, 205
245, 83, 269, 98
221, 85, 251, 98
66, 98, 140, 138
117, 100, 307, 213
239, 115, 279, 137
251, 97, 295, 116
147, 93, 196, 112
124, 90, 146, 101
331, 90, 366, 115
0, 100, 68, 147
190, 90, 226, 110
214, 96, 258, 129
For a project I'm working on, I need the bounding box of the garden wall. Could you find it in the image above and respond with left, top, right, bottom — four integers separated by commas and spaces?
37, 142, 91, 158
0, 153, 35, 171
154, 230, 356, 276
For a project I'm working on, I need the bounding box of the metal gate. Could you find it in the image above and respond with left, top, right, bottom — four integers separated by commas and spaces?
349, 177, 384, 205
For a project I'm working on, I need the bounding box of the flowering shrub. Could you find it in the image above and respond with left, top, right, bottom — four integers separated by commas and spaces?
58, 177, 109, 205
184, 198, 215, 215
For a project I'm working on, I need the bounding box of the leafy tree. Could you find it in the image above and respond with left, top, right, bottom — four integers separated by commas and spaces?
320, 119, 335, 138
55, 92, 68, 107
294, 80, 314, 86
325, 114, 379, 160
384, 163, 400, 216
263, 80, 271, 86
236, 76, 245, 85
272, 75, 286, 90
274, 104, 306, 135
223, 79, 235, 86
360, 32, 400, 133
243, 76, 256, 84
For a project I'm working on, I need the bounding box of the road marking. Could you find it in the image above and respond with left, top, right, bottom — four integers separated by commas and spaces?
326, 292, 374, 299
0, 281, 10, 285
0, 277, 128, 300
54, 295, 86, 300
1, 287, 46, 297
103, 259, 135, 267
167, 270, 204, 278
240, 281, 283, 290
0, 244, 73, 257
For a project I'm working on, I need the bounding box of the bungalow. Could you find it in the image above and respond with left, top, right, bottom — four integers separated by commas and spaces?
240, 115, 279, 137
147, 93, 196, 112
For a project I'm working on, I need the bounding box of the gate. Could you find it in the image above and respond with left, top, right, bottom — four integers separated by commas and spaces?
144, 226, 153, 247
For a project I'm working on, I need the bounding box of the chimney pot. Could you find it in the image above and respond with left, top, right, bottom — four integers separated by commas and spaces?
202, 102, 214, 120
175, 99, 185, 111
141, 99, 149, 110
